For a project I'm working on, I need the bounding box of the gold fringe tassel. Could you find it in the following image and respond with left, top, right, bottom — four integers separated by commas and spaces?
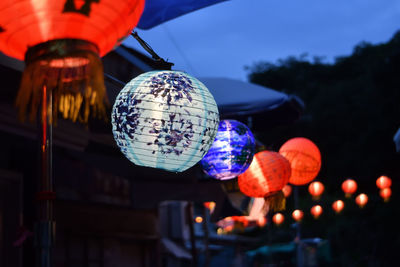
264, 190, 286, 213
15, 40, 108, 124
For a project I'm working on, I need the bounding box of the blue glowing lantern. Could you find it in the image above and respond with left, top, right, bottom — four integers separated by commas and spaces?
112, 70, 219, 172
200, 120, 255, 180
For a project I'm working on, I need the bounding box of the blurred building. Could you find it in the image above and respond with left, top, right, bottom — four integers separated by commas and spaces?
0, 44, 303, 267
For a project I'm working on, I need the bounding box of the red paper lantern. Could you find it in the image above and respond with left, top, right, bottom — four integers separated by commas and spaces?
310, 205, 323, 219
279, 137, 321, 185
332, 200, 344, 214
238, 151, 291, 211
308, 181, 324, 200
376, 176, 392, 189
355, 193, 368, 208
272, 213, 285, 226
292, 209, 304, 222
341, 179, 357, 198
256, 216, 267, 227
380, 188, 391, 202
282, 184, 293, 198
0, 0, 145, 123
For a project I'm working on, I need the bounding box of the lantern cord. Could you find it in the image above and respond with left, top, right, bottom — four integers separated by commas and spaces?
131, 31, 174, 70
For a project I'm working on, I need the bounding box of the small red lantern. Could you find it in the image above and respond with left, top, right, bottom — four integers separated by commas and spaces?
292, 209, 304, 222
341, 179, 357, 198
0, 0, 145, 123
282, 184, 292, 198
279, 137, 321, 185
380, 188, 391, 202
272, 213, 285, 226
238, 151, 291, 211
355, 193, 368, 208
332, 200, 344, 214
310, 205, 323, 219
308, 181, 324, 200
376, 176, 392, 189
257, 216, 267, 227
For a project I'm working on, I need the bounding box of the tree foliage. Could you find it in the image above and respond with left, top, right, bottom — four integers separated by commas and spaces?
246, 30, 400, 265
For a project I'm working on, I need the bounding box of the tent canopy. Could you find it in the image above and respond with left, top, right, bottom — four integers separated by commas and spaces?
198, 77, 304, 130
137, 0, 228, 29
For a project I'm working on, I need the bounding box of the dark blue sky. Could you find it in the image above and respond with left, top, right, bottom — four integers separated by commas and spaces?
124, 0, 400, 81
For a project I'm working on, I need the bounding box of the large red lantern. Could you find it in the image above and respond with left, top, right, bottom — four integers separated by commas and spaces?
376, 176, 392, 189
380, 188, 391, 202
238, 151, 291, 211
310, 205, 323, 219
0, 0, 145, 123
292, 209, 304, 222
308, 181, 324, 200
332, 200, 344, 214
279, 137, 321, 185
341, 179, 357, 198
355, 193, 368, 208
272, 213, 285, 226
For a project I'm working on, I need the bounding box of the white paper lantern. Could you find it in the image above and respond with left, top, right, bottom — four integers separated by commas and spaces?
112, 70, 220, 172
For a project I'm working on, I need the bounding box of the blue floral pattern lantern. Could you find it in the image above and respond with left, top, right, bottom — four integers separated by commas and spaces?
200, 120, 255, 180
112, 70, 219, 172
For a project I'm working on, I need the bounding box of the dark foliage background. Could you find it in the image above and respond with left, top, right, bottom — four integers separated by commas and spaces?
245, 30, 400, 266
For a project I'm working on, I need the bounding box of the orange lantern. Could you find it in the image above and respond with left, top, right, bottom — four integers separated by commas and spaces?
195, 216, 203, 223
355, 193, 368, 208
308, 181, 324, 200
341, 179, 357, 198
256, 216, 267, 227
279, 137, 321, 185
272, 213, 285, 226
282, 184, 292, 198
310, 205, 323, 219
332, 200, 344, 214
292, 209, 304, 222
0, 0, 145, 123
380, 188, 391, 202
376, 176, 392, 189
238, 151, 291, 211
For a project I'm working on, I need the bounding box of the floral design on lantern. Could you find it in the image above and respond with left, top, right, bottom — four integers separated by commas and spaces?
112, 70, 219, 172
200, 120, 255, 180
279, 137, 321, 185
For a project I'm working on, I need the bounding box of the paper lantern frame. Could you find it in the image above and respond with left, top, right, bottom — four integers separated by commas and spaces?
200, 119, 255, 180
112, 70, 219, 172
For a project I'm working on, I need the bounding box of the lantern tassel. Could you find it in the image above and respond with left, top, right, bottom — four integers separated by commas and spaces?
15, 39, 108, 124
263, 190, 286, 212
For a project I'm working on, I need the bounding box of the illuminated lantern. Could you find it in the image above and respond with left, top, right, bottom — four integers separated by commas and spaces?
279, 137, 321, 185
332, 200, 344, 214
310, 205, 323, 219
355, 193, 368, 208
341, 179, 357, 198
282, 184, 292, 198
112, 70, 219, 172
257, 216, 267, 227
204, 202, 216, 213
380, 188, 391, 202
195, 216, 203, 223
308, 181, 324, 200
376, 176, 392, 189
292, 209, 304, 222
272, 213, 285, 226
200, 120, 255, 180
0, 0, 145, 123
238, 151, 291, 211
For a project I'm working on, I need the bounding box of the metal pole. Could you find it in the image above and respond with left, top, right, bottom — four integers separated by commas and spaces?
35, 85, 55, 267
202, 205, 210, 267
186, 202, 197, 267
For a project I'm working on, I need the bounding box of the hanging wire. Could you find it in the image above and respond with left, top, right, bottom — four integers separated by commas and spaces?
131, 31, 174, 70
